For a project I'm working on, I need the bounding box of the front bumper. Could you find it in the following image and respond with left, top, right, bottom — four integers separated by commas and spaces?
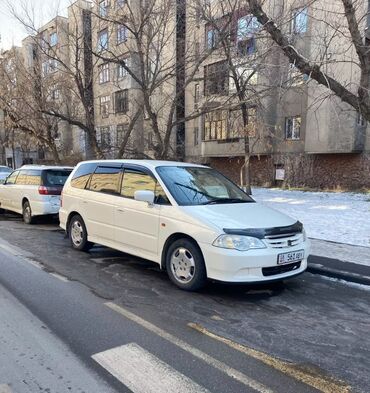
200, 240, 310, 283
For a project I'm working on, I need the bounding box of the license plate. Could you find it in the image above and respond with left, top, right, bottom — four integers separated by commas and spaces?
277, 250, 304, 265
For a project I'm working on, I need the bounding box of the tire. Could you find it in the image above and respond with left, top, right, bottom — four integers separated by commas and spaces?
22, 201, 35, 224
68, 214, 93, 251
166, 238, 207, 291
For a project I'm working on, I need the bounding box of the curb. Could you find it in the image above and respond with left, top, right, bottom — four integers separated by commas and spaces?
307, 263, 370, 286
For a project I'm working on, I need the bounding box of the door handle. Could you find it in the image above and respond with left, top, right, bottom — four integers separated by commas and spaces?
117, 208, 125, 212
82, 201, 88, 204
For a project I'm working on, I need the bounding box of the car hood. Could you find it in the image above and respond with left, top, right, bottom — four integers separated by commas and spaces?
182, 202, 296, 231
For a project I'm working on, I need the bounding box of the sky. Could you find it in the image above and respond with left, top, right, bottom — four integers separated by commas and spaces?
0, 0, 71, 50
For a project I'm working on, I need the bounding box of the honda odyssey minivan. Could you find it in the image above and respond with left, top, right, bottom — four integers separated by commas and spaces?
60, 160, 310, 290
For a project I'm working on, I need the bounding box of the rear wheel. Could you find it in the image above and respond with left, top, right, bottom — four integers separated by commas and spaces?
69, 215, 93, 251
22, 201, 34, 224
166, 238, 207, 291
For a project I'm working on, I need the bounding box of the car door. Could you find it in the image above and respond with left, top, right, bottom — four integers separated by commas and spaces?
0, 170, 20, 211
83, 165, 122, 245
115, 166, 163, 260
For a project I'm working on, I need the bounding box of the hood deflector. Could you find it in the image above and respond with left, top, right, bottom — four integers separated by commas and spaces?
223, 221, 303, 239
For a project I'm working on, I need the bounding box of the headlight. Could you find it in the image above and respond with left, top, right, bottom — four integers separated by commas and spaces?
212, 234, 266, 251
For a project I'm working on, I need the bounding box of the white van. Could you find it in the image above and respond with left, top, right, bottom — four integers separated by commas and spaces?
0, 165, 73, 224
60, 160, 310, 291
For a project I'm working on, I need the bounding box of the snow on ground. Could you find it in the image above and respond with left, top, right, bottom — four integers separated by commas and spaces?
252, 188, 370, 249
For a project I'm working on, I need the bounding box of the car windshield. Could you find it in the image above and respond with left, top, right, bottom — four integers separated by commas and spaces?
43, 170, 72, 186
0, 167, 11, 173
156, 166, 254, 206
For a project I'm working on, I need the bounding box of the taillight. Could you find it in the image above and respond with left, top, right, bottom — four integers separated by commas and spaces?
38, 186, 61, 195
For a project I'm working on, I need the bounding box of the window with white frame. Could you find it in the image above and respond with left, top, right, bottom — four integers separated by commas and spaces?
117, 61, 128, 79
51, 88, 60, 100
100, 95, 110, 118
285, 116, 301, 140
49, 59, 58, 73
100, 126, 111, 149
50, 32, 58, 47
99, 63, 110, 83
230, 66, 257, 92
236, 15, 259, 56
99, 0, 109, 17
204, 61, 229, 96
116, 0, 125, 7
97, 29, 109, 51
117, 24, 127, 44
42, 61, 49, 76
291, 8, 308, 34
194, 83, 200, 105
117, 124, 127, 145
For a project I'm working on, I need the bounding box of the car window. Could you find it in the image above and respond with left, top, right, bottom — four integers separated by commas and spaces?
89, 166, 121, 194
121, 169, 170, 204
5, 171, 19, 185
71, 163, 97, 189
43, 170, 72, 186
24, 170, 42, 186
15, 170, 28, 185
0, 167, 11, 173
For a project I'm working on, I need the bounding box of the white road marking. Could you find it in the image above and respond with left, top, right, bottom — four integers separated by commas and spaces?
92, 343, 210, 393
105, 302, 273, 393
0, 242, 42, 269
0, 384, 12, 393
49, 272, 69, 282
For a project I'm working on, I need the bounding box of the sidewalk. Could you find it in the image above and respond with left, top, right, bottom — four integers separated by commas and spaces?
308, 239, 370, 286
252, 187, 370, 285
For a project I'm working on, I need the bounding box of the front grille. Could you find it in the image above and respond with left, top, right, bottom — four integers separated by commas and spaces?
264, 233, 304, 249
262, 262, 301, 277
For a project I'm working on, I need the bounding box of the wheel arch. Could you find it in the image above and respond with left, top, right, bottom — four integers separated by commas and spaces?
66, 211, 83, 235
161, 232, 205, 271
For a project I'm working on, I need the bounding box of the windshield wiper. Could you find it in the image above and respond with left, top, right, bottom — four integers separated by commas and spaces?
174, 182, 214, 199
202, 198, 249, 205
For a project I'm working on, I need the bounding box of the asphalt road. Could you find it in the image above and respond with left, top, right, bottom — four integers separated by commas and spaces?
0, 212, 369, 393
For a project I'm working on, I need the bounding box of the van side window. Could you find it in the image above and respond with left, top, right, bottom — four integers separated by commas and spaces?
5, 171, 19, 185
24, 170, 42, 185
89, 166, 121, 194
15, 170, 27, 185
121, 169, 170, 204
71, 163, 97, 189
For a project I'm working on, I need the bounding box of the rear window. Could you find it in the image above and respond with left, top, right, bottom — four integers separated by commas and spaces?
71, 163, 97, 189
43, 170, 72, 187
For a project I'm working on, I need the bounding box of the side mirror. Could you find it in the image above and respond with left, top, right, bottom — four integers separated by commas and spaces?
134, 190, 155, 205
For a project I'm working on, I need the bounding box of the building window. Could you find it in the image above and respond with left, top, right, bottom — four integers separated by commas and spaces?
40, 32, 48, 50
100, 127, 111, 149
42, 61, 49, 76
51, 88, 60, 100
116, 124, 127, 145
99, 0, 109, 17
285, 116, 301, 140
236, 15, 259, 56
204, 61, 229, 96
357, 112, 366, 126
115, 89, 129, 113
100, 95, 110, 118
50, 32, 58, 47
116, 0, 125, 7
206, 26, 217, 49
204, 110, 228, 141
99, 63, 110, 83
117, 25, 127, 44
97, 29, 109, 51
194, 83, 200, 104
194, 127, 199, 145
147, 132, 153, 148
117, 61, 128, 79
49, 59, 58, 73
291, 8, 308, 34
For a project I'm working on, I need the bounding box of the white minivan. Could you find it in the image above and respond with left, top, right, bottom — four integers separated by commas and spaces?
60, 160, 310, 290
0, 165, 73, 224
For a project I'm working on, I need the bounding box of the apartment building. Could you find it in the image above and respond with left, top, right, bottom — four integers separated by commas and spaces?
184, 0, 370, 190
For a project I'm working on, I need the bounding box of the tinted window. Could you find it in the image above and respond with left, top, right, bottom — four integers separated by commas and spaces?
89, 166, 121, 194
121, 169, 156, 199
121, 169, 170, 204
5, 171, 19, 185
71, 163, 97, 189
43, 170, 72, 186
15, 170, 28, 185
24, 170, 42, 186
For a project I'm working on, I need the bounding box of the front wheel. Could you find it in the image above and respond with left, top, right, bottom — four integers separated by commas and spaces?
69, 215, 93, 251
166, 239, 207, 291
23, 201, 35, 224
